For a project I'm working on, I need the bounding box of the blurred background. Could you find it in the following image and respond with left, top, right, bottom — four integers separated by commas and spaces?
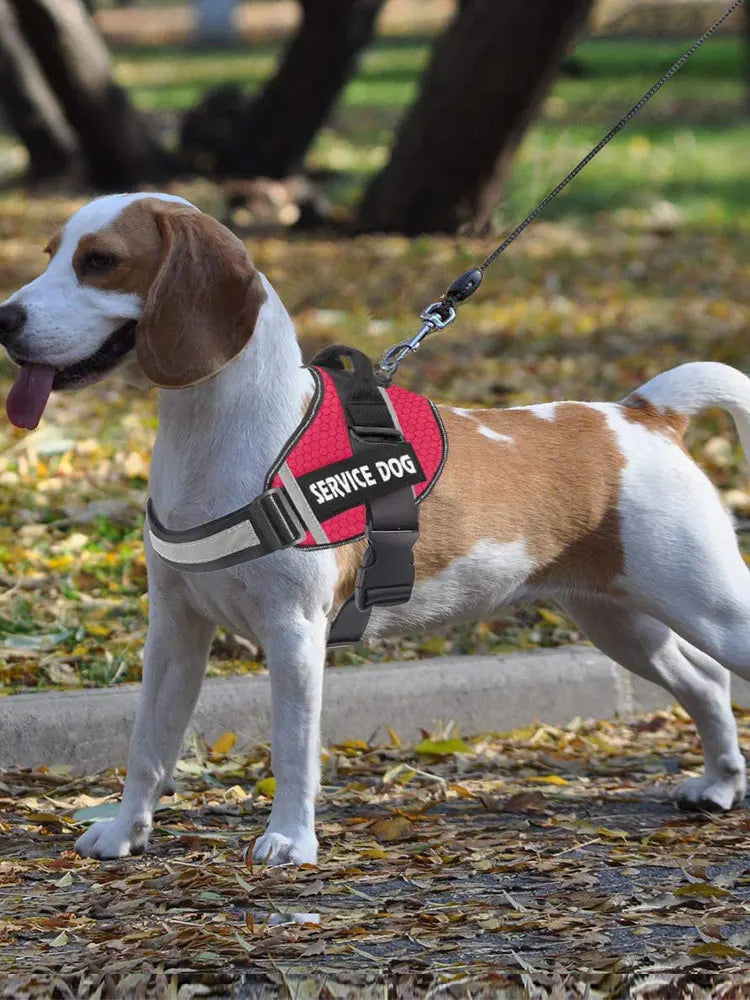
0, 0, 748, 690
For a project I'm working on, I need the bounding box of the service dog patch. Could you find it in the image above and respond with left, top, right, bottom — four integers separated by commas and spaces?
266, 368, 447, 548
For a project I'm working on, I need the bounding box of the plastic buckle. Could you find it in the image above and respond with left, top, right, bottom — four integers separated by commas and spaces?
252, 488, 306, 550
355, 528, 418, 611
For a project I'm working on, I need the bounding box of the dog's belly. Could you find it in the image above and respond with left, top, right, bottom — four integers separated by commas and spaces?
365, 537, 539, 638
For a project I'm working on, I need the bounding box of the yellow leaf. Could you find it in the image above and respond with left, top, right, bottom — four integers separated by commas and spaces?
449, 783, 476, 799
224, 785, 248, 802
689, 942, 745, 959
87, 624, 111, 637
50, 931, 68, 947
212, 731, 237, 755
46, 554, 75, 571
497, 725, 537, 741
255, 776, 276, 798
414, 738, 470, 756
54, 871, 73, 888
595, 826, 630, 840
370, 815, 414, 843
386, 726, 401, 748
674, 882, 730, 899
528, 774, 570, 786
537, 607, 563, 626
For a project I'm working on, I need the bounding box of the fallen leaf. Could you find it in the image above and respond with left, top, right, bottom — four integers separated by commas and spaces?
370, 815, 415, 842
414, 738, 470, 756
255, 776, 276, 798
212, 731, 237, 755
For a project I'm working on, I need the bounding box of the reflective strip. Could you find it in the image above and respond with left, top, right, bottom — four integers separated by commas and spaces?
379, 387, 403, 433
278, 462, 328, 544
379, 386, 416, 500
148, 518, 260, 565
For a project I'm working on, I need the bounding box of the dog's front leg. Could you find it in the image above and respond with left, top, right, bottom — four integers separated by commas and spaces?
75, 591, 215, 858
251, 614, 326, 866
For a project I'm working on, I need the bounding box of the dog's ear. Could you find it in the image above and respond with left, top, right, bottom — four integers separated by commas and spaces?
136, 206, 266, 388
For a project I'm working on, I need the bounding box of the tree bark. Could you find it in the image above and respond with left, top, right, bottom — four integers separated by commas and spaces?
9, 0, 170, 189
0, 0, 79, 179
357, 0, 594, 235
181, 0, 385, 178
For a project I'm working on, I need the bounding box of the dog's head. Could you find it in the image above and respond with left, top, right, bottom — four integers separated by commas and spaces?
0, 193, 267, 429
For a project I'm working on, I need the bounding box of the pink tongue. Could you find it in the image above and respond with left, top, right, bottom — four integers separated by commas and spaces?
6, 364, 57, 430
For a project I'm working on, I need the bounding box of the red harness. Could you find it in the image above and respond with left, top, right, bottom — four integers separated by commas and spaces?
266, 367, 446, 548
147, 346, 447, 645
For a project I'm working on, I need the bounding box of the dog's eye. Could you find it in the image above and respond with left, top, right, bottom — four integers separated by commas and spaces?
83, 251, 119, 273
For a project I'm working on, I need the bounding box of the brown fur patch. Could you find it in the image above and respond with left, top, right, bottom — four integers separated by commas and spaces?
72, 198, 170, 295
621, 392, 689, 439
334, 402, 627, 610
134, 202, 267, 388
44, 232, 61, 259
69, 197, 267, 388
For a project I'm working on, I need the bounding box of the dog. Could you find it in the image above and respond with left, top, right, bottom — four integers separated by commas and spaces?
1, 192, 748, 865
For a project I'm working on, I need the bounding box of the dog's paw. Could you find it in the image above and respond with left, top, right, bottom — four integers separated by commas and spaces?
74, 817, 151, 859
675, 767, 746, 812
250, 829, 318, 867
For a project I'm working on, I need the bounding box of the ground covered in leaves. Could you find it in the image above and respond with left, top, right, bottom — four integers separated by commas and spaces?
2, 204, 749, 691
3, 708, 750, 996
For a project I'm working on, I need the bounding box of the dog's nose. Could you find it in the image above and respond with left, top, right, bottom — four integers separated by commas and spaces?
0, 303, 26, 345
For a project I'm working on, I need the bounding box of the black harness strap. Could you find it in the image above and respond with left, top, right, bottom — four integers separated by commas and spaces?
313, 346, 419, 646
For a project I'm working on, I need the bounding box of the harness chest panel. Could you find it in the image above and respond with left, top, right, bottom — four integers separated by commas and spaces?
266, 367, 447, 548
147, 347, 447, 645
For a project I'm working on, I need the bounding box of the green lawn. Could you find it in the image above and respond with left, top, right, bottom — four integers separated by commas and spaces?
113, 35, 750, 227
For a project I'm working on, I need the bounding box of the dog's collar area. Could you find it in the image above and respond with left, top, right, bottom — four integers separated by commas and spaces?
147, 345, 447, 644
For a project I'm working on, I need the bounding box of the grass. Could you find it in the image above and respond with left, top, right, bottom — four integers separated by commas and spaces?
112, 34, 750, 227
0, 33, 748, 690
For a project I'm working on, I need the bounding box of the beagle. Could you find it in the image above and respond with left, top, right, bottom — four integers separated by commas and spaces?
1, 192, 748, 865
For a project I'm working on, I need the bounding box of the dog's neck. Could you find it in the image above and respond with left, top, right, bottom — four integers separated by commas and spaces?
149, 276, 313, 529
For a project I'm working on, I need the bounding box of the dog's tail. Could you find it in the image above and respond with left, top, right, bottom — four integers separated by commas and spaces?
627, 361, 750, 457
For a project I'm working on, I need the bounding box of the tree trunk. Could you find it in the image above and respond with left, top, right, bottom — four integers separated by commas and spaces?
357, 0, 594, 235
0, 0, 79, 179
181, 0, 384, 178
9, 0, 170, 189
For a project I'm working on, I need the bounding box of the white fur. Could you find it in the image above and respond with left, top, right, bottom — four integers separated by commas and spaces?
521, 402, 559, 421
369, 538, 535, 634
448, 408, 513, 443
2, 195, 748, 866
477, 425, 513, 443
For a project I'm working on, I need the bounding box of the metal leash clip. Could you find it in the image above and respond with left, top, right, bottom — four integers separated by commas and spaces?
380, 301, 456, 379
379, 267, 483, 381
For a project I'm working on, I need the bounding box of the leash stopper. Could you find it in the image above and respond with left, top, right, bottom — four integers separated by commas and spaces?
445, 268, 483, 305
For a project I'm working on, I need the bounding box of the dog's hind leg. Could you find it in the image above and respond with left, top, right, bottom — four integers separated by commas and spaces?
75, 591, 215, 858
559, 596, 747, 811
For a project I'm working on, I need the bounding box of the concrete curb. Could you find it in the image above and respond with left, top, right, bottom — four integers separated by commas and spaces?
2, 646, 750, 772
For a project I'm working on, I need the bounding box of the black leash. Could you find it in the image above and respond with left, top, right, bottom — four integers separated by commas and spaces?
380, 0, 746, 381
